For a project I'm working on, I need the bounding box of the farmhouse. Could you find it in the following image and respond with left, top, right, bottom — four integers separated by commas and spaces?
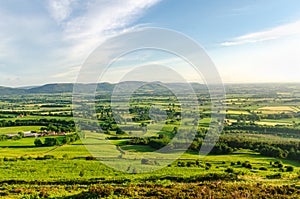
23, 131, 40, 137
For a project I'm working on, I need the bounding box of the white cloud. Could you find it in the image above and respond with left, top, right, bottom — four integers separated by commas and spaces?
221, 20, 300, 46
48, 0, 74, 23
0, 1, 161, 86
50, 0, 161, 77
61, 0, 161, 62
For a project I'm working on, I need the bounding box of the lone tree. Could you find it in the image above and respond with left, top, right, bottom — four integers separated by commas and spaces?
34, 138, 43, 147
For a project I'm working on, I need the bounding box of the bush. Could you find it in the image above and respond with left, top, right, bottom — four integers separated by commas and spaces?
44, 138, 60, 146
225, 168, 234, 173
8, 157, 17, 161
43, 155, 55, 160
79, 170, 84, 177
62, 154, 68, 159
11, 135, 22, 140
86, 156, 97, 160
20, 156, 27, 161
177, 161, 186, 167
62, 136, 71, 144
285, 166, 294, 172
34, 138, 43, 147
274, 161, 282, 165
267, 173, 282, 179
242, 162, 252, 169
245, 164, 252, 169
0, 135, 8, 141
277, 163, 284, 168
205, 163, 212, 168
35, 155, 55, 160
259, 167, 268, 171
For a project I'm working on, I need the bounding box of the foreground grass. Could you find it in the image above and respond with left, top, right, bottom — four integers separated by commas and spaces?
0, 151, 298, 198
1, 181, 299, 198
0, 137, 299, 198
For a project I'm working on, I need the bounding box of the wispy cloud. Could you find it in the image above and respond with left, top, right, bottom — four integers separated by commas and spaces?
221, 20, 300, 46
0, 0, 161, 86
61, 0, 161, 61
47, 0, 74, 23
49, 0, 161, 80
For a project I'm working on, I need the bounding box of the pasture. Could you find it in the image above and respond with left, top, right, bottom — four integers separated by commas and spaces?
0, 83, 300, 198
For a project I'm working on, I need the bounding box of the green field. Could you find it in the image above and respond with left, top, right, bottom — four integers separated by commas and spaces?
0, 83, 299, 198
0, 126, 44, 134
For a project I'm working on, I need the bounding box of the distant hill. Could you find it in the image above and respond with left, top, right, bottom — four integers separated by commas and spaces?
0, 82, 209, 95
0, 83, 117, 95
27, 83, 75, 93
0, 86, 26, 95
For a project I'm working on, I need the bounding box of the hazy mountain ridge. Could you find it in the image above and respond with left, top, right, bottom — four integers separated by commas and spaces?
0, 82, 207, 95
1, 82, 299, 95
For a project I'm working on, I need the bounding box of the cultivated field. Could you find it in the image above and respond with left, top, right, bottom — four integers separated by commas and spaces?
0, 83, 299, 198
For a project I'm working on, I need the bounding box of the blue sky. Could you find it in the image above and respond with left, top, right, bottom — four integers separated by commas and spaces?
1, 0, 300, 86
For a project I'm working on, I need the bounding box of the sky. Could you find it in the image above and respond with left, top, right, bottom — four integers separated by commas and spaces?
0, 0, 300, 87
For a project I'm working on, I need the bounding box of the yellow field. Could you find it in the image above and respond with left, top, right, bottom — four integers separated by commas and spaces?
225, 110, 251, 115
257, 106, 299, 114
226, 119, 291, 126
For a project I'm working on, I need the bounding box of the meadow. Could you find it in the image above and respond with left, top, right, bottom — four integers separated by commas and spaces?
0, 83, 299, 198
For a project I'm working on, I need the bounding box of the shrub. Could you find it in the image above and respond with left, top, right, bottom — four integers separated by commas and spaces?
62, 136, 71, 144
34, 138, 43, 147
274, 161, 282, 165
267, 173, 282, 179
205, 163, 212, 168
79, 170, 84, 177
86, 156, 97, 160
44, 138, 60, 146
177, 161, 186, 167
286, 166, 294, 172
225, 168, 234, 173
62, 154, 68, 159
8, 157, 17, 161
259, 167, 268, 171
277, 163, 284, 168
187, 161, 196, 167
245, 164, 252, 169
242, 162, 252, 169
20, 156, 27, 161
11, 136, 21, 140
43, 155, 55, 160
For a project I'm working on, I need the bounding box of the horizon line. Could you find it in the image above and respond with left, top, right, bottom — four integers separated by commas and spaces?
3, 81, 300, 89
